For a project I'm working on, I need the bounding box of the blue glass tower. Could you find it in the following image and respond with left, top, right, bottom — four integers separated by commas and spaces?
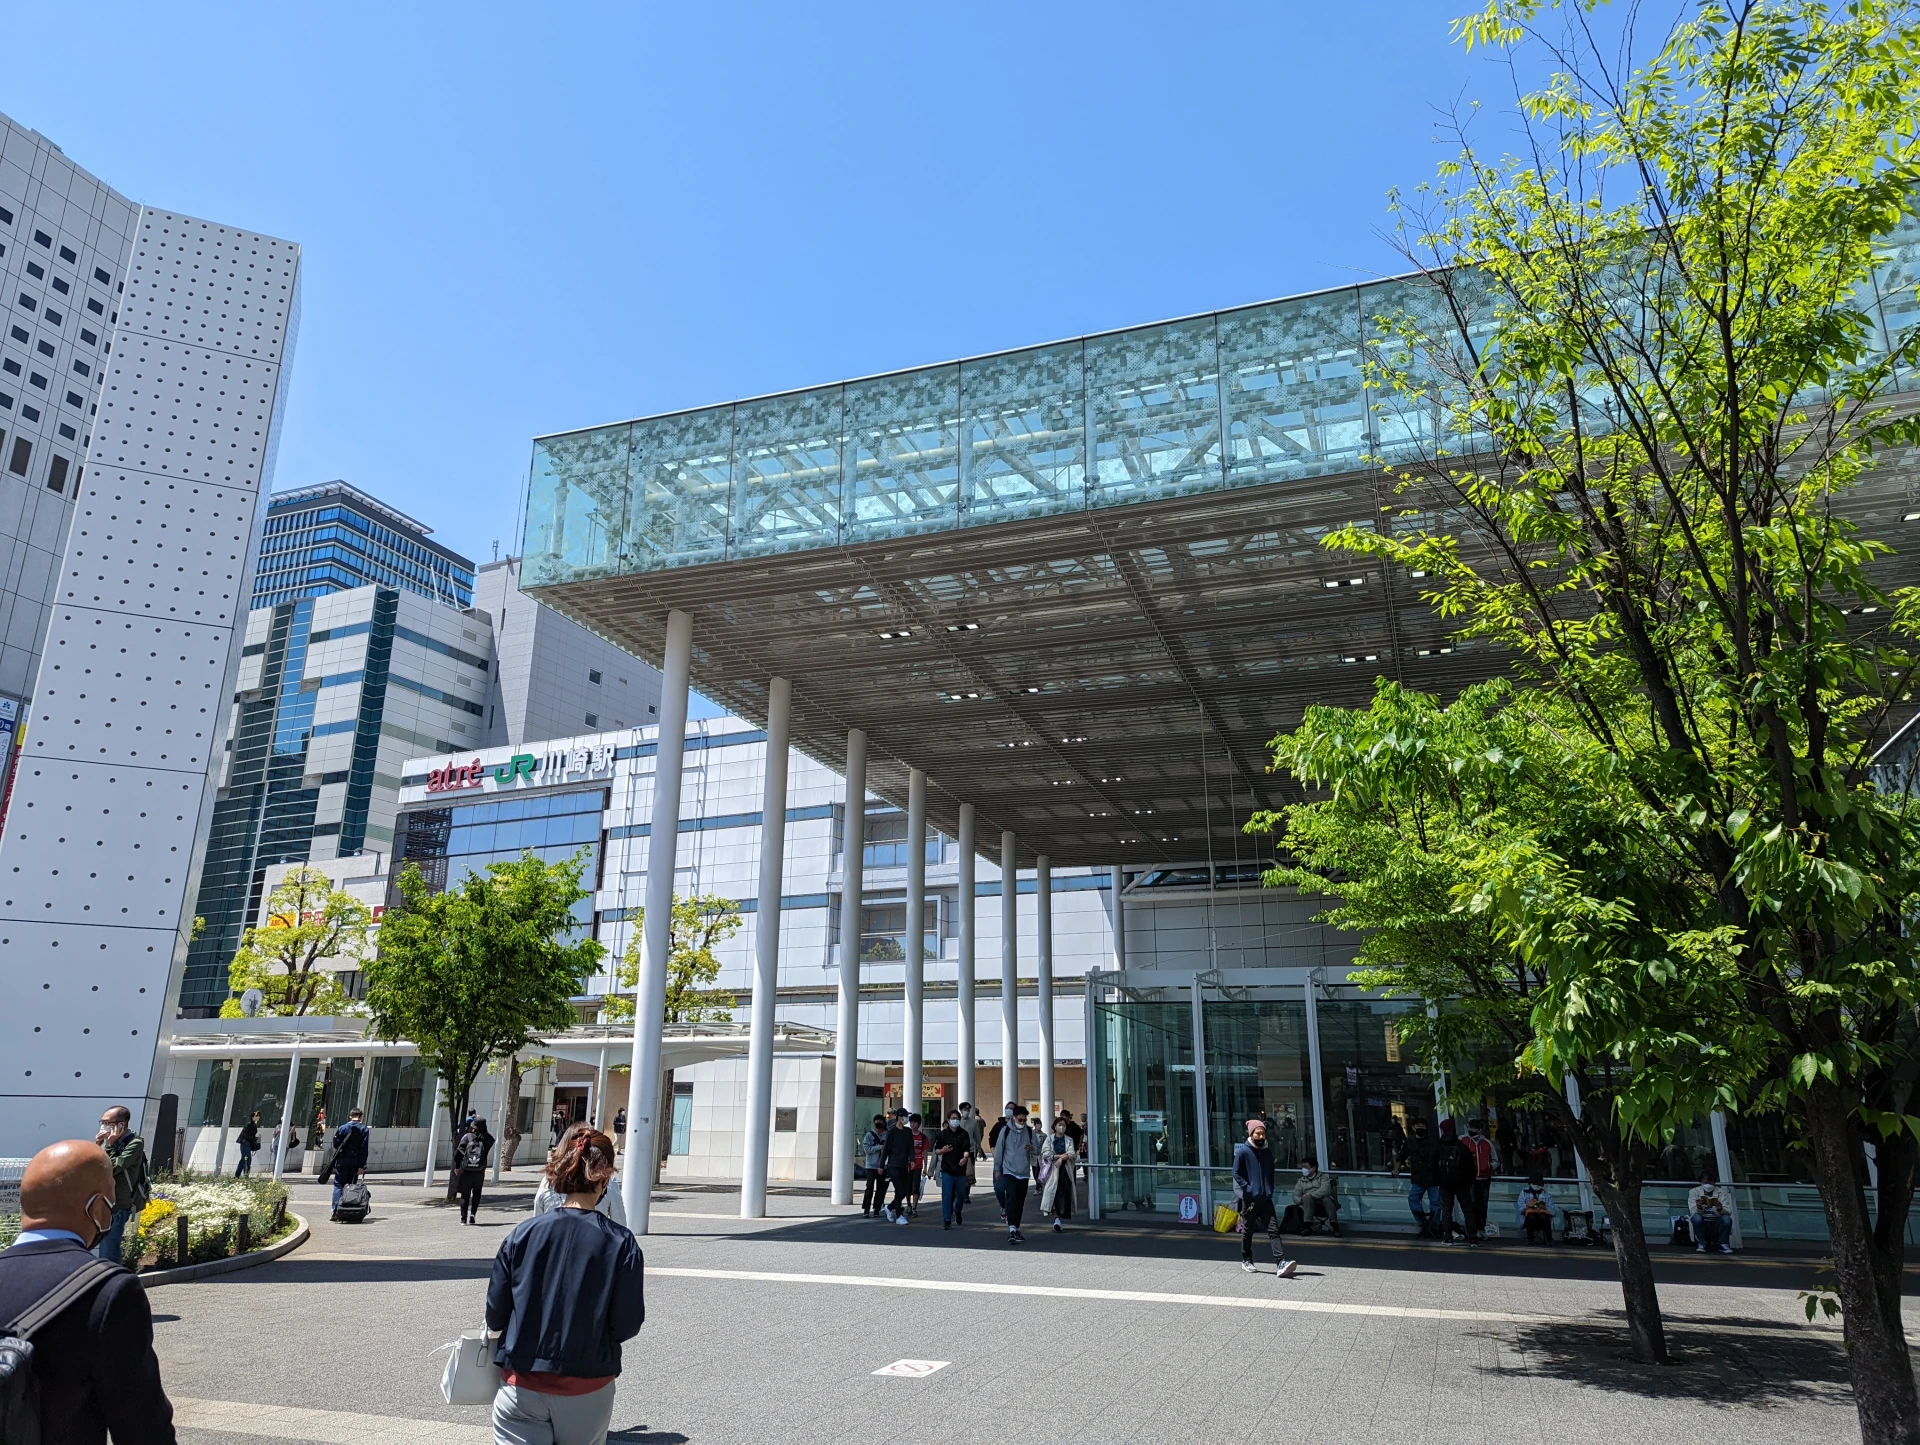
252, 481, 475, 609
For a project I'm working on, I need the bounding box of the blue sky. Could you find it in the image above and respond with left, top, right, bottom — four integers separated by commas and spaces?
3, 3, 1496, 570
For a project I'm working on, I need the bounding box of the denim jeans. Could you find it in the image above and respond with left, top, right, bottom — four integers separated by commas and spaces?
235, 1147, 254, 1178
1692, 1212, 1732, 1249
1407, 1181, 1440, 1224
93, 1206, 130, 1264
940, 1171, 966, 1224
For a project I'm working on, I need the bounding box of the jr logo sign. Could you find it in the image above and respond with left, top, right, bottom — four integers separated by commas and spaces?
493, 753, 537, 785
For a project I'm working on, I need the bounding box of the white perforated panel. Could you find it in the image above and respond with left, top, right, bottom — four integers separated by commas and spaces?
0, 202, 299, 1154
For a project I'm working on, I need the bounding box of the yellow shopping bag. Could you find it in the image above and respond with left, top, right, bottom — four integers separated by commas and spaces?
1213, 1204, 1240, 1234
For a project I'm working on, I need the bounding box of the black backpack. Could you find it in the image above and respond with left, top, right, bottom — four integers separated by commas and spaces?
458, 1132, 488, 1170
0, 1257, 122, 1445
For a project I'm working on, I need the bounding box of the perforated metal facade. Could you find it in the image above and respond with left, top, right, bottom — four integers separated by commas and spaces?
0, 200, 300, 1155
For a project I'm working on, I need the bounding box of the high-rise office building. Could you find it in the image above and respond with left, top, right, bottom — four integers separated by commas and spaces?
0, 110, 301, 1154
251, 480, 475, 609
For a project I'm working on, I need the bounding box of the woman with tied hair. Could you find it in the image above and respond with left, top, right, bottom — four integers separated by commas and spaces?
533, 1124, 627, 1226
485, 1127, 644, 1445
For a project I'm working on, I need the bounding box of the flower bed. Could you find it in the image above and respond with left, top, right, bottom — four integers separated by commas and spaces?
0, 1172, 295, 1270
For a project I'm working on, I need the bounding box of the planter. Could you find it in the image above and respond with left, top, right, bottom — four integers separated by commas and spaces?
137, 1213, 308, 1288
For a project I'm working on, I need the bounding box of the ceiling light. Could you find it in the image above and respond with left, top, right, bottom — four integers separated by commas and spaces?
878, 628, 912, 639
1410, 569, 1428, 579
1323, 580, 1340, 589
1906, 512, 1920, 522
1351, 577, 1364, 586
1862, 604, 1880, 613
1363, 654, 1378, 662
1024, 686, 1041, 693
946, 622, 982, 632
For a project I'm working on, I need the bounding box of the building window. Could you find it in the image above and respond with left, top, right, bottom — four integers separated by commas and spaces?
31, 230, 49, 248
56, 424, 74, 441
85, 299, 102, 316
50, 278, 67, 295
589, 669, 602, 685
35, 341, 52, 358
8, 438, 29, 475
24, 262, 42, 280
19, 405, 36, 422
47, 456, 68, 493
93, 267, 109, 284
64, 392, 81, 408
79, 328, 95, 345
58, 246, 75, 263
584, 713, 598, 727
8, 327, 25, 343
17, 294, 34, 310
71, 360, 88, 377
43, 310, 60, 326
0, 207, 12, 225
2, 361, 17, 377
28, 374, 44, 390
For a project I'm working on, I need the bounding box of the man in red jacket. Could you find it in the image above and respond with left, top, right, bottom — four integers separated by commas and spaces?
1463, 1118, 1497, 1244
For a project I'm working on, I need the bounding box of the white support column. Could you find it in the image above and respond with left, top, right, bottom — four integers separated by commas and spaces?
1302, 973, 1331, 1170
1084, 969, 1101, 1220
270, 1047, 301, 1182
741, 676, 792, 1220
1191, 972, 1212, 1221
831, 728, 868, 1206
422, 1074, 445, 1188
903, 767, 927, 1115
620, 608, 693, 1234
1000, 831, 1019, 1109
491, 1058, 510, 1184
1036, 853, 1054, 1129
956, 804, 977, 1111
1110, 864, 1126, 969
1565, 1072, 1595, 1214
212, 1053, 242, 1175
1709, 1108, 1743, 1250
593, 1048, 609, 1131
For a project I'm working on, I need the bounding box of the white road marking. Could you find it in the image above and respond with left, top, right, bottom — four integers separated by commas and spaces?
874, 1358, 951, 1377
172, 1396, 490, 1443
649, 1266, 1542, 1322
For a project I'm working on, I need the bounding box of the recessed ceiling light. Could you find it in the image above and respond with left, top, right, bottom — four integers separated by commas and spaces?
1862, 604, 1880, 613
1410, 569, 1428, 578
1025, 686, 1040, 693
1906, 512, 1920, 522
878, 629, 912, 639
946, 622, 982, 632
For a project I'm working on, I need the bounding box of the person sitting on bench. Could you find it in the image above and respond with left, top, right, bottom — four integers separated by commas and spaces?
1516, 1174, 1557, 1244
1293, 1160, 1341, 1235
1688, 1172, 1735, 1254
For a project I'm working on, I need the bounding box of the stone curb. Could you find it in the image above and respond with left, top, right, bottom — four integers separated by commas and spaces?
138, 1213, 309, 1288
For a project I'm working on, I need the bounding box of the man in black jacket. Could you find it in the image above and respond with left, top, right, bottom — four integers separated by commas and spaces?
1404, 1119, 1442, 1237
0, 1139, 175, 1444
880, 1110, 915, 1224
329, 1108, 371, 1221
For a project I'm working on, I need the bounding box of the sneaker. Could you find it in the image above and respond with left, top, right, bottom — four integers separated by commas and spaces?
1277, 1259, 1298, 1279
943, 1220, 951, 1230
1719, 1244, 1732, 1254
896, 1214, 910, 1227
1696, 1244, 1706, 1253
1052, 1219, 1063, 1233
1242, 1260, 1258, 1273
1013, 1230, 1027, 1243
1008, 1232, 1022, 1245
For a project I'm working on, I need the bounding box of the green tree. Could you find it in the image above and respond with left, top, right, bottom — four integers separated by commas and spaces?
1340, 3, 1920, 1433
364, 850, 604, 1150
1258, 679, 1754, 1363
605, 893, 742, 1025
219, 865, 370, 1017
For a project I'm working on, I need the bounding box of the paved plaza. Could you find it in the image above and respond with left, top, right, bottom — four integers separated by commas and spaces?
140, 1169, 1898, 1445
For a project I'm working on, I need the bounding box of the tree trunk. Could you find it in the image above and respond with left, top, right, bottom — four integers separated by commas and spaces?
1546, 1086, 1669, 1365
501, 1057, 524, 1170
1873, 1124, 1917, 1345
1805, 1078, 1920, 1445
1586, 1175, 1669, 1365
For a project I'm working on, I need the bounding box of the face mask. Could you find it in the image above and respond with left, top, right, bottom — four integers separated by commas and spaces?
948, 1119, 960, 1128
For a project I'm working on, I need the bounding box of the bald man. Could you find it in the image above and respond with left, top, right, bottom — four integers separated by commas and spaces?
0, 1140, 175, 1443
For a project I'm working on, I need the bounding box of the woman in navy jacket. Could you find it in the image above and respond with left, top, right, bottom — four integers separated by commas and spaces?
485, 1127, 644, 1443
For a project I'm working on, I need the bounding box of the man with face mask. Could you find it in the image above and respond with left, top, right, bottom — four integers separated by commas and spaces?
0, 1139, 177, 1442
934, 1112, 974, 1229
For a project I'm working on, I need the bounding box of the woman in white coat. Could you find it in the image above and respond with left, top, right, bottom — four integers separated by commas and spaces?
533, 1124, 626, 1226
1038, 1116, 1079, 1231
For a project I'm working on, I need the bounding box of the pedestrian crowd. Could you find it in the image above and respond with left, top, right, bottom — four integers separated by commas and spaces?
862, 1101, 1086, 1245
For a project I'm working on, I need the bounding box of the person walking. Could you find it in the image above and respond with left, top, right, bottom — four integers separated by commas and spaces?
881, 1110, 915, 1225
549, 1105, 569, 1151
1463, 1118, 1496, 1244
935, 1111, 972, 1229
957, 1103, 985, 1213
612, 1108, 626, 1153
1432, 1119, 1474, 1245
91, 1106, 148, 1265
1404, 1119, 1441, 1236
235, 1110, 262, 1178
455, 1113, 495, 1225
1039, 1115, 1078, 1231
534, 1125, 627, 1226
329, 1107, 372, 1222
907, 1114, 930, 1219
1231, 1117, 1298, 1278
0, 1139, 177, 1443
987, 1103, 1015, 1223
992, 1104, 1041, 1245
859, 1114, 890, 1217
487, 1128, 644, 1445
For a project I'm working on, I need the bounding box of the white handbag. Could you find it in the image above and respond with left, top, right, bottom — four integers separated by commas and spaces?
438, 1329, 501, 1405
